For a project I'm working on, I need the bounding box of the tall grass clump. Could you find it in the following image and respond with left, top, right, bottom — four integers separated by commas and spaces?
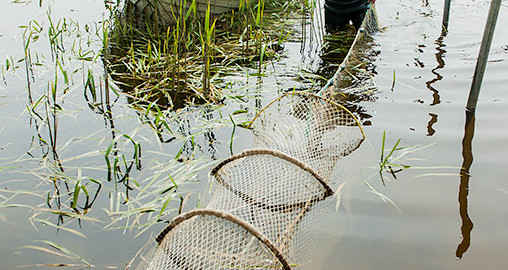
103, 0, 306, 110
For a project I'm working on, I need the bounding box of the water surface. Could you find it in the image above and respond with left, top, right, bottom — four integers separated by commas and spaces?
0, 0, 507, 269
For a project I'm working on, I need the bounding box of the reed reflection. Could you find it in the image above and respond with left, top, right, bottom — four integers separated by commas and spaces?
456, 111, 475, 259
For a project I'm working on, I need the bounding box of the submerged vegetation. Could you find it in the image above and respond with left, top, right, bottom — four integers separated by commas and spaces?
104, 0, 324, 109
0, 0, 365, 267
2, 1, 503, 268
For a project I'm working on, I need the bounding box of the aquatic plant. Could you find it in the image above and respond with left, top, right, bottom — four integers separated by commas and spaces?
104, 0, 308, 109
1, 0, 364, 267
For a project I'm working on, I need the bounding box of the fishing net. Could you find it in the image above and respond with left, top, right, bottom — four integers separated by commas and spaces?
144, 91, 365, 270
139, 4, 379, 270
207, 149, 333, 257
249, 92, 365, 187
126, 0, 241, 27
147, 209, 291, 269
320, 4, 379, 98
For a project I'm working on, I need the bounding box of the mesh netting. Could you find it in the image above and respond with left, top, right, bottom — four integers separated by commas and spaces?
141, 4, 380, 270
208, 149, 333, 257
126, 0, 241, 27
144, 91, 365, 269
320, 4, 379, 98
148, 209, 290, 269
249, 92, 365, 187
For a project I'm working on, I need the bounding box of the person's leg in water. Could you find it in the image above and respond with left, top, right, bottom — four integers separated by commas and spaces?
324, 8, 350, 32
324, 0, 371, 32
325, 8, 368, 32
350, 8, 368, 29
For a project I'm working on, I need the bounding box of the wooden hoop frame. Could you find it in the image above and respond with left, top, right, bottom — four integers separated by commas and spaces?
155, 209, 293, 270
248, 91, 365, 139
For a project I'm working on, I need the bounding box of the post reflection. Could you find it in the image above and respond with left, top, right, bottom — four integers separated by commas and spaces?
426, 113, 438, 136
456, 111, 475, 259
424, 31, 447, 136
425, 33, 446, 106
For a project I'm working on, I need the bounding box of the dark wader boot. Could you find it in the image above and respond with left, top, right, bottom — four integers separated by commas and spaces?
324, 0, 369, 31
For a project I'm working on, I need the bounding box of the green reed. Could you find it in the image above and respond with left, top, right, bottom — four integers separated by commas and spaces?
1, 3, 340, 265
378, 131, 408, 185
105, 0, 305, 109
21, 240, 93, 268
1, 6, 238, 267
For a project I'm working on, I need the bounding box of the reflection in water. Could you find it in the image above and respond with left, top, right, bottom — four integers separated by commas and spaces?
203, 108, 218, 159
25, 74, 69, 223
300, 9, 325, 67
318, 30, 357, 79
423, 31, 447, 137
425, 33, 446, 106
23, 74, 115, 224
27, 108, 63, 171
426, 113, 438, 136
84, 75, 143, 199
456, 111, 475, 259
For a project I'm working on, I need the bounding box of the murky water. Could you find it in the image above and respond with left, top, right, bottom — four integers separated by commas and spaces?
318, 0, 508, 269
0, 0, 507, 269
